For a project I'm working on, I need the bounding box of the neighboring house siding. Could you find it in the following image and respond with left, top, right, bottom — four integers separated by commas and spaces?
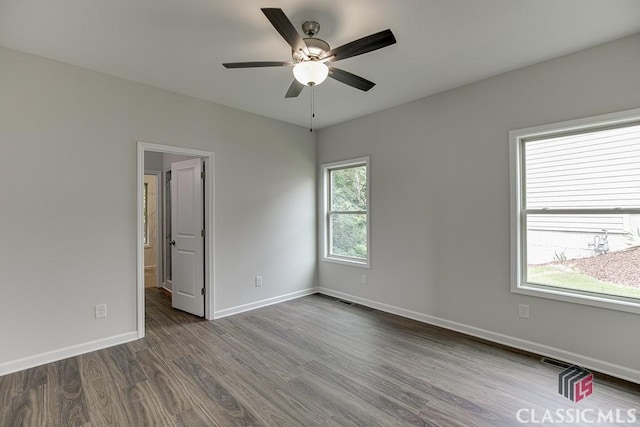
525, 124, 640, 234
525, 125, 640, 210
527, 214, 626, 233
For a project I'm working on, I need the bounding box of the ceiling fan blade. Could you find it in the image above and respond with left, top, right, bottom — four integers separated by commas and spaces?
285, 80, 305, 98
261, 8, 309, 56
223, 61, 293, 69
328, 68, 375, 91
322, 29, 396, 62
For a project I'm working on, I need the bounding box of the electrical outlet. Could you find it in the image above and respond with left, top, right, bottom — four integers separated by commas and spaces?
518, 304, 530, 319
255, 276, 263, 287
361, 273, 367, 285
95, 304, 107, 319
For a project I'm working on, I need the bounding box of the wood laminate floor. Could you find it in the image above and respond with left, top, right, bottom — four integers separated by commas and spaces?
1, 288, 639, 426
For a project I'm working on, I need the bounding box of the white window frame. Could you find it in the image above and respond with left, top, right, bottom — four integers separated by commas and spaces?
321, 156, 371, 268
510, 107, 640, 314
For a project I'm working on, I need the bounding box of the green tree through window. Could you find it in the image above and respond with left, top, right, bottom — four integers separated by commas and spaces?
324, 158, 369, 265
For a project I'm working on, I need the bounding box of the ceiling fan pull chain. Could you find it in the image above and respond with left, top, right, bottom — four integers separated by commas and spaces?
310, 83, 315, 132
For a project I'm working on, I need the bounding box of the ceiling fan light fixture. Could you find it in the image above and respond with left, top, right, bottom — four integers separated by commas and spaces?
293, 61, 328, 86
223, 8, 397, 98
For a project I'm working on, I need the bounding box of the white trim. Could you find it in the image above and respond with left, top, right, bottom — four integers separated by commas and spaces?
509, 107, 640, 314
137, 143, 145, 337
321, 256, 370, 268
320, 156, 371, 269
137, 142, 216, 338
316, 287, 640, 385
203, 155, 215, 321
213, 288, 317, 319
163, 167, 171, 286
511, 285, 640, 314
509, 107, 640, 142
322, 156, 370, 170
0, 332, 137, 377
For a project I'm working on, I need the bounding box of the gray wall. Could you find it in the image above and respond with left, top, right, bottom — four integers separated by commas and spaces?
2, 30, 639, 382
144, 151, 163, 172
317, 33, 640, 381
0, 45, 316, 366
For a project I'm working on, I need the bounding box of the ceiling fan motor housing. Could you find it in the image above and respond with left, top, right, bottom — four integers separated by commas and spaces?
294, 37, 330, 62
292, 21, 329, 62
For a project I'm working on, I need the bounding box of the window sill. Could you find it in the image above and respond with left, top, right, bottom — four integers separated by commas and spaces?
322, 256, 370, 269
513, 283, 640, 315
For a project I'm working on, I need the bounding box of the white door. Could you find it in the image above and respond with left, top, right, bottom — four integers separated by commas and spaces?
170, 158, 205, 317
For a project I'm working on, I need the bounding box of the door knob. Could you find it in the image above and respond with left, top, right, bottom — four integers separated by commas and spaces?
170, 240, 176, 246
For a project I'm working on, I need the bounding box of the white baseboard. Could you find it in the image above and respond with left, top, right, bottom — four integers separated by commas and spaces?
213, 288, 318, 319
6, 289, 636, 385
0, 332, 138, 377
316, 287, 640, 385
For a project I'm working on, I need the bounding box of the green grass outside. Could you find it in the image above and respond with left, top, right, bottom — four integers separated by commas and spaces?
528, 264, 640, 299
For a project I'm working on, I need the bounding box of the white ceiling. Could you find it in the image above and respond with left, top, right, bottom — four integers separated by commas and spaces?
1, 0, 639, 129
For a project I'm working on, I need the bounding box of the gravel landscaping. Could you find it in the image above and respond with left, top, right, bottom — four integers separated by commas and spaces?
563, 246, 640, 288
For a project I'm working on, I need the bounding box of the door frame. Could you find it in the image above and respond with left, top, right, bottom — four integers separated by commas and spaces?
162, 168, 172, 289
136, 141, 215, 337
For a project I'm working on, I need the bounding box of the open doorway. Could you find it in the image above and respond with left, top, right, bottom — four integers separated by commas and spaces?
137, 142, 215, 339
143, 172, 161, 288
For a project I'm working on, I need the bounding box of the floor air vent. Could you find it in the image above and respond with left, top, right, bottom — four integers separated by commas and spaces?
336, 299, 355, 306
540, 357, 572, 369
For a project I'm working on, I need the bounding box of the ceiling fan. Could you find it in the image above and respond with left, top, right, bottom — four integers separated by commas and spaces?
223, 8, 397, 98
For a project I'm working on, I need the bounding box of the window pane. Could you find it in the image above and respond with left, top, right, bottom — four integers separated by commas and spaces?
526, 213, 640, 299
331, 165, 367, 211
330, 213, 367, 259
525, 124, 640, 209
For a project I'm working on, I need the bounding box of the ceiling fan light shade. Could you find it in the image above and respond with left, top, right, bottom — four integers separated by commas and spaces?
293, 61, 328, 86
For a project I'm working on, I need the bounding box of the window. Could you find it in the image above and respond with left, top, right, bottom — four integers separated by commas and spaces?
322, 157, 370, 267
510, 108, 640, 313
